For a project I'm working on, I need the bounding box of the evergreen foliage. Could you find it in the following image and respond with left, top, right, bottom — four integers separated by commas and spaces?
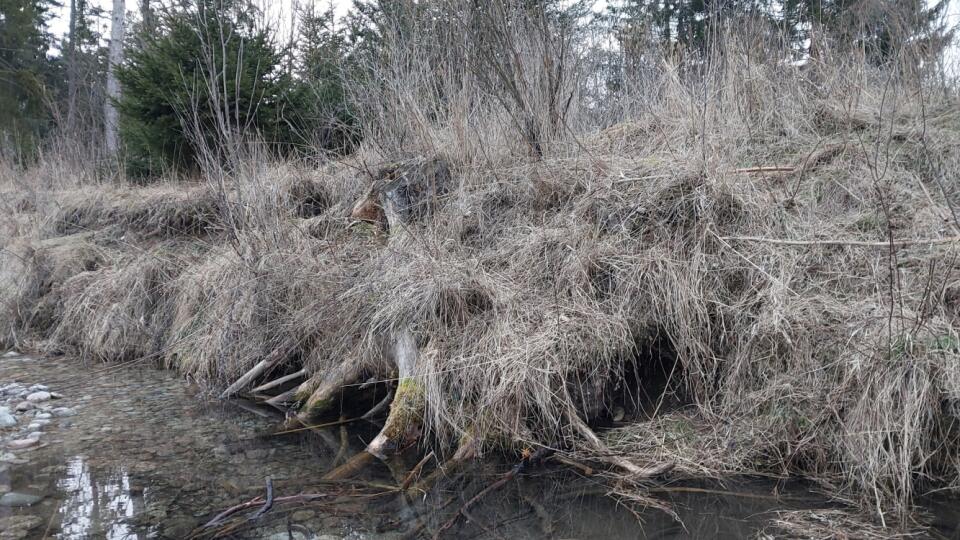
0, 0, 54, 159
115, 1, 295, 176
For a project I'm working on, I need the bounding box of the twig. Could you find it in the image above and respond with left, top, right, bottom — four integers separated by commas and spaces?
272, 416, 361, 436
401, 451, 435, 490
433, 448, 554, 539
249, 477, 274, 521
734, 166, 795, 174
361, 390, 394, 420
721, 235, 960, 248
201, 493, 327, 530
333, 416, 349, 467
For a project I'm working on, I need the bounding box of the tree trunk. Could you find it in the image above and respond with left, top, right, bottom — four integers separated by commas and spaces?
66, 0, 78, 133
139, 0, 154, 37
105, 0, 126, 155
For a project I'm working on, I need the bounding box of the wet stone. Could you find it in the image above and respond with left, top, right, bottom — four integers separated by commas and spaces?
0, 515, 42, 540
51, 407, 75, 417
0, 408, 16, 428
13, 402, 32, 412
292, 509, 317, 521
25, 392, 50, 403
0, 492, 43, 507
6, 438, 38, 450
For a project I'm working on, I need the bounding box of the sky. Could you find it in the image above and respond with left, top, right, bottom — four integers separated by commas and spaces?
46, 0, 960, 68
47, 0, 354, 50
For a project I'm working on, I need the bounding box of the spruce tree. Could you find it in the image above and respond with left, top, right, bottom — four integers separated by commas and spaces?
0, 0, 54, 159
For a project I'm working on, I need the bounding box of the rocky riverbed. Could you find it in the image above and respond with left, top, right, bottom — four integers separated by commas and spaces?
3, 350, 958, 539
0, 351, 388, 539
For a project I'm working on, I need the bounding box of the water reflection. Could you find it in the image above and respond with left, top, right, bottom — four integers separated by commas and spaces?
1, 356, 956, 539
57, 456, 146, 539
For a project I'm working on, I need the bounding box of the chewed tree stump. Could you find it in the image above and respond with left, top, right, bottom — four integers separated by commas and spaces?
298, 157, 452, 460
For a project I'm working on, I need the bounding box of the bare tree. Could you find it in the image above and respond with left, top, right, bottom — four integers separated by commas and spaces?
105, 0, 126, 155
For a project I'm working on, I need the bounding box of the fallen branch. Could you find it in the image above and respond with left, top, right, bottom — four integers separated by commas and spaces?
721, 235, 960, 248
200, 492, 326, 530
323, 450, 376, 481
248, 477, 273, 521
250, 369, 306, 395
263, 387, 297, 406
220, 348, 286, 399
401, 451, 435, 490
361, 390, 394, 420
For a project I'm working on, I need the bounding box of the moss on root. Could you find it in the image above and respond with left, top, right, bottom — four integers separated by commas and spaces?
366, 377, 425, 459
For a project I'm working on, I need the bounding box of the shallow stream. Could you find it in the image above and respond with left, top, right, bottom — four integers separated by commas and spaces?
1, 353, 957, 539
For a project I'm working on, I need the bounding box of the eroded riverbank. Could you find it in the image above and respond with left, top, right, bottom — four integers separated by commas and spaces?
1, 352, 957, 539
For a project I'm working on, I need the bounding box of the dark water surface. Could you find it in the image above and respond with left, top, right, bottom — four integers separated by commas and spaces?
0, 353, 955, 539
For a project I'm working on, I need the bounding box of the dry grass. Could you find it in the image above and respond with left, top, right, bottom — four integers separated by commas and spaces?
756, 509, 933, 539
51, 183, 220, 238
1, 26, 959, 532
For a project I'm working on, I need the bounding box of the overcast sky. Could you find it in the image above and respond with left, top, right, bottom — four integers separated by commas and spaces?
47, 0, 354, 49
46, 0, 960, 68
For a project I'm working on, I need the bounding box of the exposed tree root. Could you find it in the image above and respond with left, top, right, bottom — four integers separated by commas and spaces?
323, 450, 375, 481
296, 361, 360, 421
366, 377, 424, 458
410, 432, 478, 494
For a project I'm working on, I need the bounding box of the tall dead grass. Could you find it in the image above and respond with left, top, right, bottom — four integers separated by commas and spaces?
1, 7, 959, 529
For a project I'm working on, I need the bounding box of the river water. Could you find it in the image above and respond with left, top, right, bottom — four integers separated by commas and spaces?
0, 352, 956, 539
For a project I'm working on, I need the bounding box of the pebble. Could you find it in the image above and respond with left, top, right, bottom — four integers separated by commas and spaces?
0, 492, 43, 507
291, 509, 316, 520
0, 408, 15, 428
51, 407, 75, 417
0, 515, 43, 539
1, 351, 20, 358
25, 391, 51, 403
26, 423, 42, 431
14, 402, 32, 412
34, 412, 51, 420
26, 432, 43, 440
27, 384, 47, 392
266, 533, 312, 540
6, 438, 38, 450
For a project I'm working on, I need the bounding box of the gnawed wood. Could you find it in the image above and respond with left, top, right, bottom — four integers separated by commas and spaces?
220, 349, 286, 399
296, 361, 360, 420
323, 450, 375, 481
366, 329, 424, 459
250, 369, 306, 395
263, 387, 297, 406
